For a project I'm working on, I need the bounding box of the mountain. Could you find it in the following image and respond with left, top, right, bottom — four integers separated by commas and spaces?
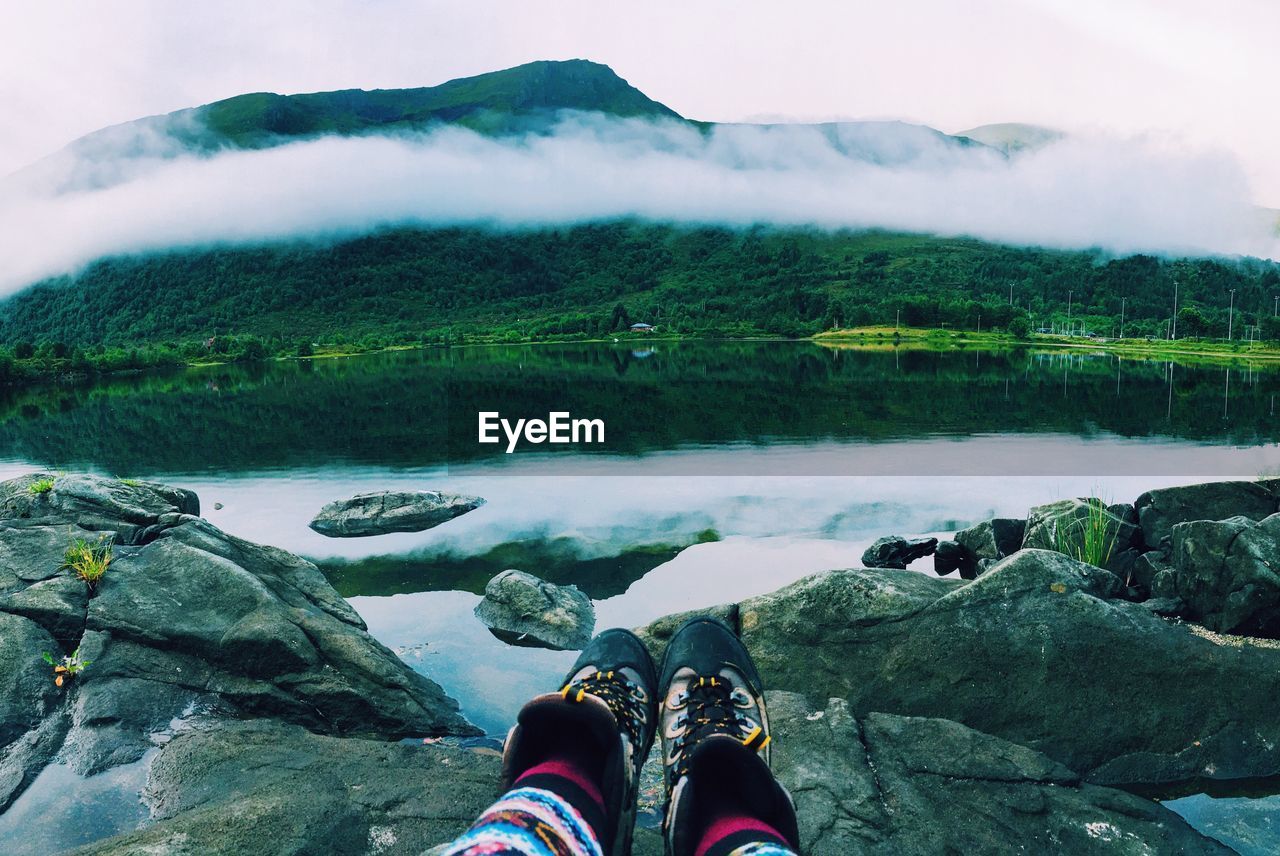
956, 123, 1063, 154
12, 60, 684, 194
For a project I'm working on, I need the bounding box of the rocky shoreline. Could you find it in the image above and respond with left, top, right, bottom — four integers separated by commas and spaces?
3, 473, 1280, 853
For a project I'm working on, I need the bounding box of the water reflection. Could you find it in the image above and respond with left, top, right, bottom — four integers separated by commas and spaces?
1, 342, 1279, 476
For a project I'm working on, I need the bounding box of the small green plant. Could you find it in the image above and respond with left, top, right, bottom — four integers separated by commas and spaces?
27, 478, 54, 495
63, 536, 113, 589
42, 648, 91, 687
1052, 498, 1120, 569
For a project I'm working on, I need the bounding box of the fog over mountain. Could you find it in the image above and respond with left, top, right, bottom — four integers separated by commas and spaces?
0, 63, 1275, 298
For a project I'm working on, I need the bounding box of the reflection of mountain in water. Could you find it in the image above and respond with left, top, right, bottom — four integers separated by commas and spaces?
315, 534, 714, 599
1, 342, 1278, 474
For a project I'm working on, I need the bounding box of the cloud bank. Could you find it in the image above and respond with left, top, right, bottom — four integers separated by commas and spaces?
0, 114, 1275, 298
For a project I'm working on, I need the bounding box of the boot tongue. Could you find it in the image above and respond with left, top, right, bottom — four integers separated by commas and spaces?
520, 691, 620, 756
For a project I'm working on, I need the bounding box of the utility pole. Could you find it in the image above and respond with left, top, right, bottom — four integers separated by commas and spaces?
1067, 291, 1073, 334
977, 313, 982, 335
1274, 295, 1278, 317
1171, 281, 1179, 340
1008, 283, 1013, 306
895, 308, 900, 332
1120, 297, 1126, 340
1228, 289, 1236, 340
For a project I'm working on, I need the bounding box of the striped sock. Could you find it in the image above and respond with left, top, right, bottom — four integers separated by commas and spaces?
439, 754, 608, 856
695, 814, 796, 856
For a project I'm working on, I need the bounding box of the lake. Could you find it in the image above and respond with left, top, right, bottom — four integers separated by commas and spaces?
1, 340, 1279, 854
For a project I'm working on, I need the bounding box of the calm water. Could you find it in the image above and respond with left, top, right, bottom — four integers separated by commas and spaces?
1, 340, 1279, 853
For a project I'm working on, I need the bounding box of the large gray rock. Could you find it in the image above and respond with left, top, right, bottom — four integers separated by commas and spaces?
641, 550, 1280, 786
0, 473, 199, 544
1022, 498, 1139, 572
69, 719, 503, 856
954, 517, 1025, 560
0, 612, 66, 812
0, 473, 475, 812
309, 490, 485, 537
861, 535, 937, 569
767, 693, 1229, 855
1172, 514, 1280, 635
474, 569, 596, 651
1136, 480, 1279, 552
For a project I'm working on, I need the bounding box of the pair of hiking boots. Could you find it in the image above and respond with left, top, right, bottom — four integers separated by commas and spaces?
502, 617, 800, 856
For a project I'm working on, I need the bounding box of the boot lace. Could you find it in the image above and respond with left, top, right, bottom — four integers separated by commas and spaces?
668, 675, 768, 783
562, 669, 650, 770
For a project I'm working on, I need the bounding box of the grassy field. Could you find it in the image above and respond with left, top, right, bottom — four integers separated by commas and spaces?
815, 325, 1280, 365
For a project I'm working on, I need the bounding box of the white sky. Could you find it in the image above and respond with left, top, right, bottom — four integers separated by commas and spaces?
1, 0, 1276, 202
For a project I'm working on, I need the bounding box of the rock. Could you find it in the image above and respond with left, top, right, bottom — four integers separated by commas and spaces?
1136, 480, 1279, 552
1130, 550, 1173, 594
1022, 498, 1140, 572
932, 540, 977, 579
0, 612, 65, 812
309, 490, 485, 537
641, 550, 1280, 785
474, 569, 595, 650
1171, 514, 1280, 635
1151, 567, 1179, 599
765, 693, 1229, 855
0, 473, 475, 812
0, 473, 198, 544
954, 517, 1025, 560
68, 719, 503, 856
861, 535, 937, 570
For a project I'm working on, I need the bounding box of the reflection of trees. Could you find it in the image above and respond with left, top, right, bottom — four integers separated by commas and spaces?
0, 343, 1277, 475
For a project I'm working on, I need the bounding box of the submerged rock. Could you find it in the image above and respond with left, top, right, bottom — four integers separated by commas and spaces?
640, 550, 1280, 786
309, 490, 485, 537
1136, 480, 1279, 552
1172, 513, 1280, 636
0, 473, 475, 813
861, 535, 937, 569
474, 569, 595, 650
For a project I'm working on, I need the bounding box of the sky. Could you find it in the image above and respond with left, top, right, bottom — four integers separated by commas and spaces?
1, 0, 1276, 202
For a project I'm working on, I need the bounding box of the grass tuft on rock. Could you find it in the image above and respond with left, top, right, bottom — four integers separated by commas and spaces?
27, 477, 54, 494
64, 536, 113, 589
1052, 499, 1119, 569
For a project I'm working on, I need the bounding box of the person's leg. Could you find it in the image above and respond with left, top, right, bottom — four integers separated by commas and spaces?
439, 628, 658, 856
658, 617, 801, 856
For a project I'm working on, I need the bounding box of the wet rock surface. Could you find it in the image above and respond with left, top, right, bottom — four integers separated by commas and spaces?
474, 569, 596, 650
0, 474, 474, 818
309, 490, 485, 537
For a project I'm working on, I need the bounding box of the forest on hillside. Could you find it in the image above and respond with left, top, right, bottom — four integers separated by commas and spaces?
1, 223, 1279, 384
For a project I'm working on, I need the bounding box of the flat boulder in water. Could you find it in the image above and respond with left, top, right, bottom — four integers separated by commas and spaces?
474, 569, 595, 651
309, 490, 485, 537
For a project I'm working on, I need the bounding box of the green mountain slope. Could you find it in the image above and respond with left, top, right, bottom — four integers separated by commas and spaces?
2, 224, 1276, 351
65, 59, 682, 158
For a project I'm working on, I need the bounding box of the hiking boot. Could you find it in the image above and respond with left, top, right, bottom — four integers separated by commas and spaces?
658, 617, 800, 856
501, 628, 658, 856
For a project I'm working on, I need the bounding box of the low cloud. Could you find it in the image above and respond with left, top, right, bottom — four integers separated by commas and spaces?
0, 113, 1275, 298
